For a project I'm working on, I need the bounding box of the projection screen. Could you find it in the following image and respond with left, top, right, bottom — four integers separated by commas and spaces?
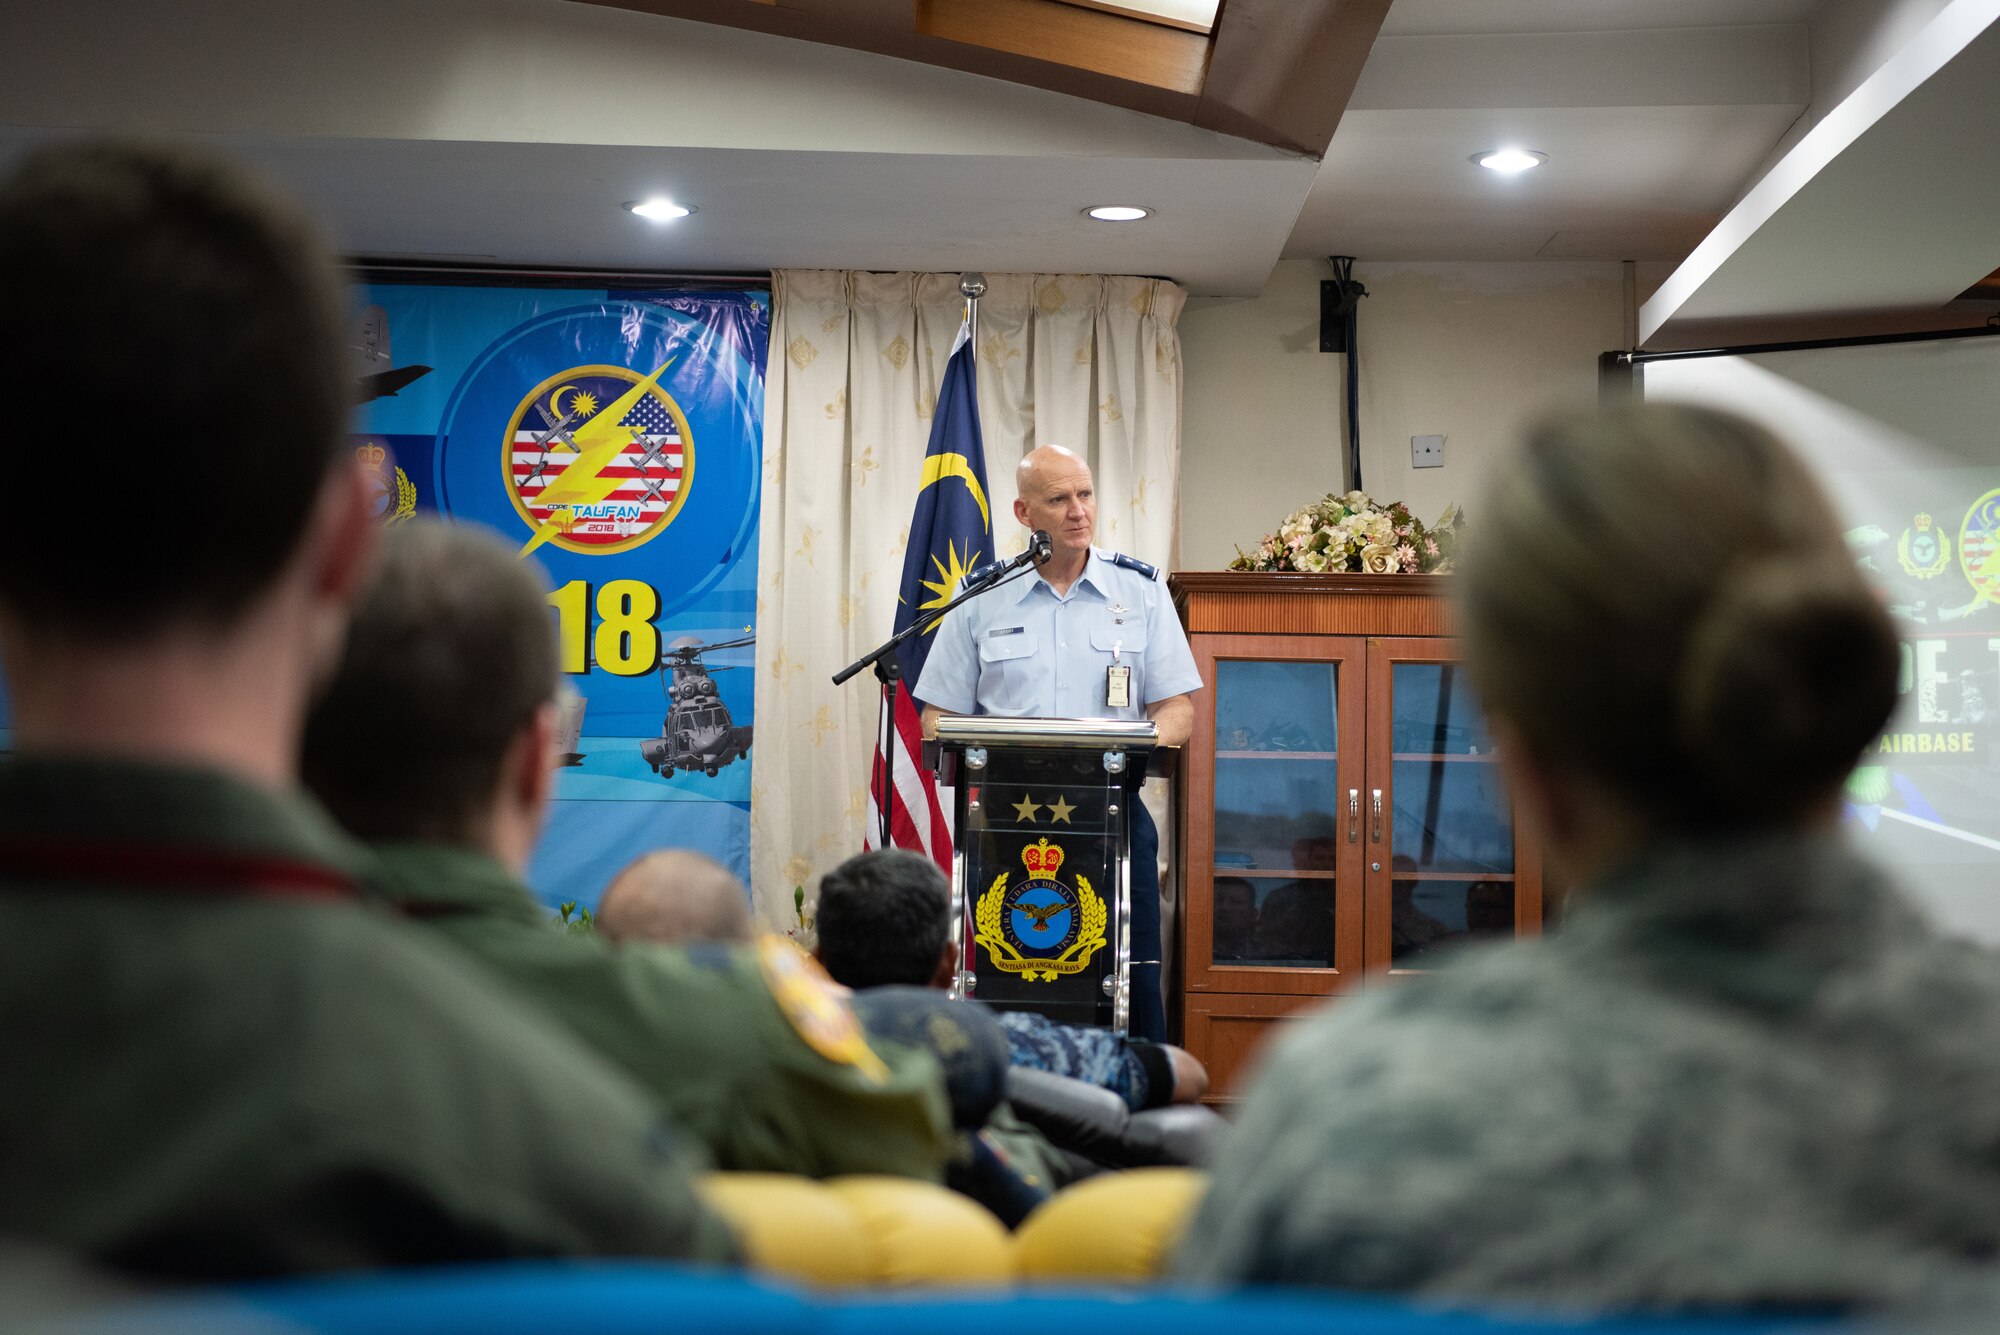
1638, 328, 2000, 945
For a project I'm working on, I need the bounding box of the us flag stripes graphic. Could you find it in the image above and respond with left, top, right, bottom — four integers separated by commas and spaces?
512, 385, 684, 547
867, 324, 990, 872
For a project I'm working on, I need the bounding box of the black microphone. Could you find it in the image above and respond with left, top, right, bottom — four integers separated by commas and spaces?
971, 530, 1055, 588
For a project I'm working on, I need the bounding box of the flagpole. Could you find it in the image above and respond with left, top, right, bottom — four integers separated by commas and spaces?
959, 271, 985, 358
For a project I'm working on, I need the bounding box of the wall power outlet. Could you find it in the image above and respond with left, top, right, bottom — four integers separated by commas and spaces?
1411, 434, 1446, 469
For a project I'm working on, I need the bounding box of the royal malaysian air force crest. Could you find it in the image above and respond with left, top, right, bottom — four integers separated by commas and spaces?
1898, 511, 1951, 579
504, 361, 692, 556
974, 837, 1108, 983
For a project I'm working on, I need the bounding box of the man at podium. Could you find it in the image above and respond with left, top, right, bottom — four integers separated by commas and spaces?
915, 444, 1201, 1041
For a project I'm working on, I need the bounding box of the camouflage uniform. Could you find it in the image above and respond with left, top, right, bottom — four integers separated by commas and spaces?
1181, 834, 2000, 1308
995, 1008, 1167, 1111
369, 842, 953, 1181
0, 757, 732, 1279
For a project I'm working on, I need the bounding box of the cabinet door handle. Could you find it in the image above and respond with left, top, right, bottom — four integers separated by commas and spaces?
1347, 789, 1359, 842
1371, 788, 1383, 843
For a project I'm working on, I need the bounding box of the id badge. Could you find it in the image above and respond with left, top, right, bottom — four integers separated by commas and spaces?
1107, 664, 1132, 709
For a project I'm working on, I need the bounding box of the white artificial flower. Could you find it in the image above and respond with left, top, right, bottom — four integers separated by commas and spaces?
1360, 543, 1399, 575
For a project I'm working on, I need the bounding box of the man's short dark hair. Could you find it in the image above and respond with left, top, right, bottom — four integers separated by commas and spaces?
302, 519, 559, 844
814, 850, 952, 990
0, 140, 349, 635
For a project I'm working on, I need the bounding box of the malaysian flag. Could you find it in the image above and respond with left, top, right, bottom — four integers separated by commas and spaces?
510, 374, 685, 548
867, 324, 991, 870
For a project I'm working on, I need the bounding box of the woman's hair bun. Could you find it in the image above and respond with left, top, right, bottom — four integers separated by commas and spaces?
1675, 555, 1900, 825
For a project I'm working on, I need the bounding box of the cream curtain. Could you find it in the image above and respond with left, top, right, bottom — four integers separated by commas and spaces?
752, 270, 1187, 935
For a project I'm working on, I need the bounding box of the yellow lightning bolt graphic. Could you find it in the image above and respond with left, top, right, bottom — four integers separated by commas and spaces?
519, 358, 677, 558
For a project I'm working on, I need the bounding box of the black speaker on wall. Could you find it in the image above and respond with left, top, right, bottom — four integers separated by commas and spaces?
1320, 276, 1366, 352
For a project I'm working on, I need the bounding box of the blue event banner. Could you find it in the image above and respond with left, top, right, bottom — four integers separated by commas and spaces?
354, 283, 769, 910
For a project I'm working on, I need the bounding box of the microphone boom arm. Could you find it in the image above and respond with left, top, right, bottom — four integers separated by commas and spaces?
830, 533, 1049, 687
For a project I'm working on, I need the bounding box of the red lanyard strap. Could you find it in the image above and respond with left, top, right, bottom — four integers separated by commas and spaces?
0, 837, 355, 901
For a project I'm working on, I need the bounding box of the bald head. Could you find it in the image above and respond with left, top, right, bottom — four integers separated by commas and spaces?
597, 850, 753, 947
1015, 444, 1087, 498
1013, 445, 1096, 565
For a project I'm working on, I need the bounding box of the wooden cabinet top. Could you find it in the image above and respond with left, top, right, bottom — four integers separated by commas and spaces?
1169, 571, 1454, 639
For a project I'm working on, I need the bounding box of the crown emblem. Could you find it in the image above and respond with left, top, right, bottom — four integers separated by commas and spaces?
1915, 512, 1933, 531
356, 442, 387, 467
1021, 838, 1065, 878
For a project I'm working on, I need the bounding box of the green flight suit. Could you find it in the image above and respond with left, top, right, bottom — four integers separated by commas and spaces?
0, 756, 734, 1280
367, 842, 953, 1181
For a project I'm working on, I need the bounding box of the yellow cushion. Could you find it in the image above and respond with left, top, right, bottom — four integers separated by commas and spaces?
825, 1175, 1015, 1287
1013, 1168, 1208, 1282
697, 1173, 870, 1287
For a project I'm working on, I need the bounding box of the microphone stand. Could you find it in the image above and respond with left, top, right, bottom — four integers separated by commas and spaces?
833, 535, 1051, 848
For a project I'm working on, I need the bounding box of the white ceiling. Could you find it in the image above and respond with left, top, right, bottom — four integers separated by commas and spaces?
1286, 6, 1816, 262
1642, 0, 2000, 343
1377, 0, 1821, 36
0, 0, 1310, 296
2, 0, 1994, 327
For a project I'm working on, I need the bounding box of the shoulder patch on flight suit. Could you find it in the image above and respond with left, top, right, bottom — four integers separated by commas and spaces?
1109, 552, 1159, 581
755, 935, 890, 1084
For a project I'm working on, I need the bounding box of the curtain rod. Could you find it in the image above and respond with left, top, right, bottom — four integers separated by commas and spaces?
349, 259, 770, 289
1612, 321, 2000, 366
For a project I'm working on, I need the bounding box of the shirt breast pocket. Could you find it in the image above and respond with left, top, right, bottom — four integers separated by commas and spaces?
1088, 620, 1147, 661
977, 629, 1041, 714
1089, 618, 1146, 710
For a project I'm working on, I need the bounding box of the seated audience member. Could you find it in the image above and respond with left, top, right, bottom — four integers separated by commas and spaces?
1180, 404, 2000, 1308
598, 849, 753, 946
1210, 877, 1259, 961
0, 141, 729, 1277
301, 519, 952, 1181
814, 849, 1208, 1111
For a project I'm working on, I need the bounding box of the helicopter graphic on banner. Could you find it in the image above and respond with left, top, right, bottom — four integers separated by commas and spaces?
640, 635, 756, 778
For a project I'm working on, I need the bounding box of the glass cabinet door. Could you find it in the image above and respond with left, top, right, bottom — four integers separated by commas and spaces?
1366, 638, 1541, 971
1187, 634, 1366, 994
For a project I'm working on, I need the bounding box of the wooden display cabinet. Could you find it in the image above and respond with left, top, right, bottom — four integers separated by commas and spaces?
1168, 572, 1544, 1102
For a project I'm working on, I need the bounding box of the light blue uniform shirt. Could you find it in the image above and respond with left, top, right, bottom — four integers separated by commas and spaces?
914, 547, 1202, 720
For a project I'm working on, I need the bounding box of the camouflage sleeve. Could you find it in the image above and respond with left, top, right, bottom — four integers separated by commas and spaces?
995, 1009, 1152, 1109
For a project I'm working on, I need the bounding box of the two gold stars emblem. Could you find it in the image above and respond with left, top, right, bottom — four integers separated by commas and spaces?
1011, 794, 1076, 824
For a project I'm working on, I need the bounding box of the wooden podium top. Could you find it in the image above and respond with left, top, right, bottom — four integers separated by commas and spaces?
1168, 570, 1455, 639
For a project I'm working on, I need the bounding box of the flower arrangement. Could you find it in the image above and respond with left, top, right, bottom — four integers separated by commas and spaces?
1228, 491, 1465, 575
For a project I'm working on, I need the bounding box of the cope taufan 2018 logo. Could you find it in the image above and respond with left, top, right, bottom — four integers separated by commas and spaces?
975, 838, 1108, 983
504, 360, 693, 556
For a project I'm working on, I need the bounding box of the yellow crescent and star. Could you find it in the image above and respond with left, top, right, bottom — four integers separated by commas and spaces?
517, 358, 676, 558
906, 453, 991, 630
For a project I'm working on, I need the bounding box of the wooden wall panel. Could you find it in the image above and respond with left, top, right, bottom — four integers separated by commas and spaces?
1183, 992, 1322, 1102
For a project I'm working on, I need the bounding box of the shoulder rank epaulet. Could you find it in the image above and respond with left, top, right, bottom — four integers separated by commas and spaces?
964, 558, 1005, 587
1109, 552, 1159, 581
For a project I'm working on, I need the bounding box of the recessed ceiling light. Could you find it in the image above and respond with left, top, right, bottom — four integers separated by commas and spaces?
625, 198, 694, 222
1085, 205, 1152, 222
1474, 149, 1547, 175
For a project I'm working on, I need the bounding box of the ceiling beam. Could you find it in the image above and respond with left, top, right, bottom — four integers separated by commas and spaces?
915, 0, 1209, 95
573, 0, 1385, 153
1196, 0, 1392, 155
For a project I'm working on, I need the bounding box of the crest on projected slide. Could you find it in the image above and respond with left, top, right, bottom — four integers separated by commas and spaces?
1953, 490, 2000, 620
974, 839, 1107, 983
504, 363, 694, 556
355, 442, 416, 526
1897, 512, 1951, 579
